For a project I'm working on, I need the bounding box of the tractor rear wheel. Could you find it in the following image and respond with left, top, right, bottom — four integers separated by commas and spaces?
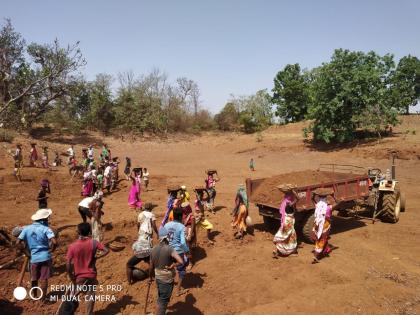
300, 212, 315, 244
379, 192, 401, 223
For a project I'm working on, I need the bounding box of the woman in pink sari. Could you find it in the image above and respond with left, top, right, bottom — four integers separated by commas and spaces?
273, 184, 298, 257
82, 169, 94, 196
29, 143, 38, 167
128, 168, 143, 209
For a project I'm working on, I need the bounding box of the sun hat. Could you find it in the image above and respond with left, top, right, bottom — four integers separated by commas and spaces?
31, 208, 52, 221
158, 227, 169, 240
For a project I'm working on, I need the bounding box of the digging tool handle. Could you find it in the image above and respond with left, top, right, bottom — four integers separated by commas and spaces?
0, 255, 25, 270
12, 256, 29, 302
144, 280, 152, 315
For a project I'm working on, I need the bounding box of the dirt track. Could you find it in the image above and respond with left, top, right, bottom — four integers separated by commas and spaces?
1, 117, 420, 315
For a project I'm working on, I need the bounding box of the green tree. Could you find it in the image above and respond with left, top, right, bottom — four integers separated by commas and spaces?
272, 63, 310, 123
388, 55, 420, 114
214, 102, 240, 131
307, 49, 397, 143
0, 19, 85, 128
239, 89, 273, 133
85, 74, 115, 134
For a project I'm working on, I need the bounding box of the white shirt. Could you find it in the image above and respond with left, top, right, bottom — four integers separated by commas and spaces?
88, 148, 94, 158
138, 211, 156, 236
143, 172, 149, 181
104, 166, 112, 177
79, 197, 95, 208
67, 147, 74, 157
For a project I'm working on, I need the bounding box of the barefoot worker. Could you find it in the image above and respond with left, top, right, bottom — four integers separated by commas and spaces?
193, 188, 214, 244
29, 143, 38, 167
77, 193, 103, 223
143, 167, 150, 191
273, 184, 299, 257
124, 157, 131, 181
126, 203, 158, 284
164, 207, 191, 297
91, 191, 104, 242
312, 188, 335, 264
13, 143, 23, 181
128, 168, 143, 209
232, 185, 248, 239
66, 223, 109, 315
37, 179, 51, 209
149, 226, 184, 315
205, 170, 219, 212
17, 208, 57, 300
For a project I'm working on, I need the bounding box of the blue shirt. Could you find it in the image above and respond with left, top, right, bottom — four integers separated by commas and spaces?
164, 221, 189, 254
18, 221, 55, 263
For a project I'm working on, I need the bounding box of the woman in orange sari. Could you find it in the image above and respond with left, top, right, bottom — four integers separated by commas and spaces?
232, 185, 248, 239
312, 188, 335, 264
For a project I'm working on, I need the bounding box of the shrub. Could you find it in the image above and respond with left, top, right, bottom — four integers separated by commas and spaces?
0, 129, 16, 142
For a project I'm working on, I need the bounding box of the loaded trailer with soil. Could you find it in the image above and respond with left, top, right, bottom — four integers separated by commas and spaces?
246, 163, 405, 242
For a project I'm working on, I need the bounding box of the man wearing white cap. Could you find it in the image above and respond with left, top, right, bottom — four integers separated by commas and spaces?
17, 208, 57, 300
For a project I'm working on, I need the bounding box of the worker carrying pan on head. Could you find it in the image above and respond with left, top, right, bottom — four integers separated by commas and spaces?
205, 170, 220, 213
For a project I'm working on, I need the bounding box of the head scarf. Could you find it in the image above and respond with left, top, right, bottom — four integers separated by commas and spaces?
279, 193, 295, 229
237, 185, 248, 209
314, 197, 328, 239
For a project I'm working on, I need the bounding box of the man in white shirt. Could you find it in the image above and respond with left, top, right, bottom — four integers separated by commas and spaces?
77, 192, 103, 223
67, 145, 75, 165
143, 168, 150, 191
88, 145, 94, 159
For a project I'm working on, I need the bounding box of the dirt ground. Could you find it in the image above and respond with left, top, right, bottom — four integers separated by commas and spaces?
0, 116, 420, 315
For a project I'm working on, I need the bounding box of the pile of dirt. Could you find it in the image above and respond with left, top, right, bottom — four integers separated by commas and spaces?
250, 170, 362, 206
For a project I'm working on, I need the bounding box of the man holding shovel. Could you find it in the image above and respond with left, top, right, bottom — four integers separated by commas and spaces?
17, 208, 57, 301
66, 222, 109, 315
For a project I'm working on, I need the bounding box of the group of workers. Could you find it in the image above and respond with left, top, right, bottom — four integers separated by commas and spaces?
272, 185, 335, 263
125, 169, 222, 314
11, 143, 61, 181
8, 141, 337, 315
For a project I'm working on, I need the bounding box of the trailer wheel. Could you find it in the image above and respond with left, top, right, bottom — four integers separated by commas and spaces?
301, 213, 315, 244
379, 192, 401, 223
399, 191, 406, 212
263, 216, 279, 231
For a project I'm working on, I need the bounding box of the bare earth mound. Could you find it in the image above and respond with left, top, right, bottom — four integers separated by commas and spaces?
0, 116, 419, 315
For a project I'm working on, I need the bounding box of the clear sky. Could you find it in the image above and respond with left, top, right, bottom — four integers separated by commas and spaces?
2, 0, 420, 113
